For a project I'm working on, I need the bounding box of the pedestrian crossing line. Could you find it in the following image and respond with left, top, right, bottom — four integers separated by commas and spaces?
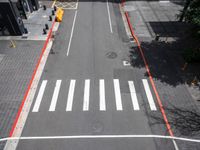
128, 81, 140, 110
66, 80, 76, 111
142, 79, 157, 111
49, 80, 62, 111
113, 79, 123, 111
99, 79, 106, 111
32, 79, 158, 112
32, 80, 47, 112
83, 79, 90, 111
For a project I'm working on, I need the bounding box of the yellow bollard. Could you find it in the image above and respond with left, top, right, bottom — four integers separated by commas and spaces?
56, 8, 64, 22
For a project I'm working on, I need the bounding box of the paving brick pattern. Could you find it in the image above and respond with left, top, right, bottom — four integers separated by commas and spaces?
0, 40, 43, 149
126, 1, 186, 39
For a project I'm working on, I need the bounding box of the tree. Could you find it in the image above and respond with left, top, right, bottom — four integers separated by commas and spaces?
179, 0, 200, 36
179, 0, 193, 22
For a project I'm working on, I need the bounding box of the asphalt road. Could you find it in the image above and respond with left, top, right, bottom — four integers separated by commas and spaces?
13, 1, 177, 149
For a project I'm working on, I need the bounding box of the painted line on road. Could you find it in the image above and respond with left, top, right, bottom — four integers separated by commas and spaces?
172, 139, 179, 150
128, 81, 140, 110
142, 79, 157, 111
51, 0, 57, 8
159, 1, 170, 3
1, 135, 200, 143
75, 0, 79, 9
83, 79, 90, 111
113, 79, 123, 111
66, 80, 76, 111
49, 80, 62, 111
32, 80, 47, 112
106, 0, 113, 33
66, 11, 78, 56
99, 79, 106, 111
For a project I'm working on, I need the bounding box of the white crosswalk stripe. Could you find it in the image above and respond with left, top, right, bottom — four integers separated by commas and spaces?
142, 79, 157, 111
32, 79, 157, 112
99, 79, 106, 111
113, 79, 123, 111
66, 80, 76, 111
128, 81, 140, 110
83, 79, 90, 111
49, 80, 62, 111
32, 80, 47, 112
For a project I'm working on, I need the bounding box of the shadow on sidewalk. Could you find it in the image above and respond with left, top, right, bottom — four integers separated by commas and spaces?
129, 22, 200, 88
149, 104, 200, 137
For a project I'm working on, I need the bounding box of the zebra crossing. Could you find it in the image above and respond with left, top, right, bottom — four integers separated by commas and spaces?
32, 79, 157, 112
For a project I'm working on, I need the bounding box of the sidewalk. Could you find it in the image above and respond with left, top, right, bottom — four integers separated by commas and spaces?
0, 1, 57, 149
124, 1, 200, 149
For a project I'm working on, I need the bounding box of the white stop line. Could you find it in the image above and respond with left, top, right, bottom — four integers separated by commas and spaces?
1, 135, 200, 143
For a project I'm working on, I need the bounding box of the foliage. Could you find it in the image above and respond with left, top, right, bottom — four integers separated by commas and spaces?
179, 0, 200, 37
183, 48, 200, 62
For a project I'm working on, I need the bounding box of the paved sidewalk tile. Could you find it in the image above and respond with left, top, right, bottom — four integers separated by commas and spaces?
0, 40, 43, 149
126, 1, 186, 39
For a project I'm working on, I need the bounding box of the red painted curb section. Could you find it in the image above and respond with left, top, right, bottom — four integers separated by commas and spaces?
121, 2, 174, 137
9, 20, 56, 137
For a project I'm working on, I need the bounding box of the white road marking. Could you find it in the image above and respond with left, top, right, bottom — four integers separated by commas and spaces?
106, 0, 113, 33
30, 79, 160, 112
113, 79, 123, 111
49, 80, 62, 111
128, 81, 140, 110
55, 0, 79, 10
99, 79, 106, 111
2, 135, 200, 143
142, 79, 157, 111
83, 79, 90, 111
32, 80, 47, 112
172, 139, 180, 150
159, 1, 170, 3
66, 11, 77, 56
66, 80, 76, 111
75, 0, 79, 9
123, 60, 131, 66
51, 0, 57, 8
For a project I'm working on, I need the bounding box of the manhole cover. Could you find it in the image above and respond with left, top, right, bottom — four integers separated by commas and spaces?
106, 52, 117, 59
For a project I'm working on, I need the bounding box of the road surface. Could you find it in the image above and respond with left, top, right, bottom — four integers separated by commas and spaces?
4, 0, 181, 149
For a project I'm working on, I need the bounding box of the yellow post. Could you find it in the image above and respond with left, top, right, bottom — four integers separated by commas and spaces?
56, 8, 64, 22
